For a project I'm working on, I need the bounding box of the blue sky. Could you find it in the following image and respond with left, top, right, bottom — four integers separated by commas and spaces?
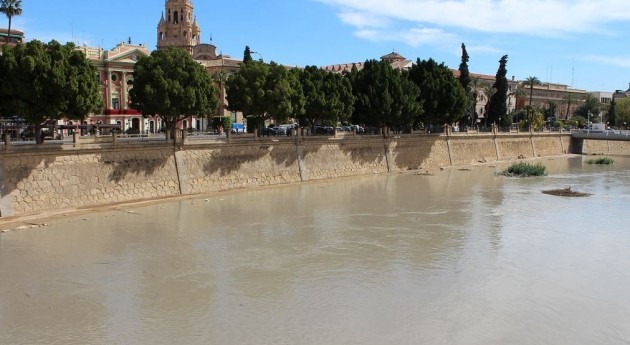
8, 0, 630, 92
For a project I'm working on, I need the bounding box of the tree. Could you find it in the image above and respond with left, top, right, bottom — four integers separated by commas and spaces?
408, 58, 469, 129
522, 76, 541, 109
617, 98, 630, 128
543, 101, 558, 125
0, 0, 22, 44
573, 93, 601, 121
0, 40, 102, 143
487, 55, 509, 126
212, 70, 229, 117
298, 66, 353, 130
226, 60, 303, 131
350, 60, 422, 131
482, 84, 496, 125
243, 45, 253, 64
129, 47, 219, 139
608, 98, 617, 128
458, 43, 471, 93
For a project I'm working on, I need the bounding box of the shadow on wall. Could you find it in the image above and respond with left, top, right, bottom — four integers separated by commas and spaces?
1, 143, 66, 195
102, 150, 172, 183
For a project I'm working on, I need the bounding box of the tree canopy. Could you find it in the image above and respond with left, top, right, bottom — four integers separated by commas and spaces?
573, 93, 601, 121
408, 58, 468, 127
458, 43, 471, 93
487, 55, 509, 126
0, 40, 102, 142
349, 60, 423, 131
225, 60, 304, 128
298, 65, 354, 129
129, 47, 219, 137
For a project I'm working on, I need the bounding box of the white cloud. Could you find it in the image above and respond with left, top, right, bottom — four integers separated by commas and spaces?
315, 0, 630, 36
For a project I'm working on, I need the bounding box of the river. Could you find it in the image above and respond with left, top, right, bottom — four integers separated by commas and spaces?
1, 156, 630, 344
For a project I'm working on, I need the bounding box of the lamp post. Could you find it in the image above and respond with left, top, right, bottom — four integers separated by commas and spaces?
587, 111, 591, 134
251, 51, 263, 62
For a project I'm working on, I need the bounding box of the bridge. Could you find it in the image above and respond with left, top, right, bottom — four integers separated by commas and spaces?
571, 129, 630, 140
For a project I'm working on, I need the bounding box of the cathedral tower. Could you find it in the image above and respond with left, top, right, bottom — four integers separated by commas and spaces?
157, 0, 201, 54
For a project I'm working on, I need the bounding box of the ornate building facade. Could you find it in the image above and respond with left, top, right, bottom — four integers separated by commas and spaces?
74, 0, 244, 135
157, 0, 200, 54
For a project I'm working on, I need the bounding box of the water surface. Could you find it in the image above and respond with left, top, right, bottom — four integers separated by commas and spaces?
1, 156, 630, 344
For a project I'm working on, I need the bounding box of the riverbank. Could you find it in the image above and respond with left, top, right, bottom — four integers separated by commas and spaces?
0, 133, 577, 219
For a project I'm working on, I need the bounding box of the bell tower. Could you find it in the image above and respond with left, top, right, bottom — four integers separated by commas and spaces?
157, 0, 201, 54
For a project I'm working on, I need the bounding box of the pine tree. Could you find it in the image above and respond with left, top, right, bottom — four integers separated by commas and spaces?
458, 43, 471, 92
487, 55, 509, 126
243, 46, 253, 64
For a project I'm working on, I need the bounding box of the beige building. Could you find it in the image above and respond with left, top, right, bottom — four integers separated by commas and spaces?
78, 0, 244, 134
73, 41, 160, 135
0, 28, 23, 46
516, 82, 586, 120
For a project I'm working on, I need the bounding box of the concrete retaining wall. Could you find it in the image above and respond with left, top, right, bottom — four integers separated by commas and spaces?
0, 134, 580, 217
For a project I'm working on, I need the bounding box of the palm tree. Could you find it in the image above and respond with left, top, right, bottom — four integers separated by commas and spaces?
0, 0, 22, 44
522, 76, 541, 108
522, 76, 541, 126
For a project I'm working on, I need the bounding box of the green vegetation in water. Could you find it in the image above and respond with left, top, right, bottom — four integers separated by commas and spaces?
501, 162, 547, 177
586, 157, 614, 165
542, 187, 591, 197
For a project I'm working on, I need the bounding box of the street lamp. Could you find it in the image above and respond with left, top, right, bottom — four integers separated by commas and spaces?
251, 51, 263, 62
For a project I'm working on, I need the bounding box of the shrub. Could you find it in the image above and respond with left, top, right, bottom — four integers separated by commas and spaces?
586, 157, 614, 165
501, 162, 547, 177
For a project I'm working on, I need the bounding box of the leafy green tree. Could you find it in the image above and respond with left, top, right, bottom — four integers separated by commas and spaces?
350, 60, 422, 131
129, 47, 219, 139
567, 115, 588, 129
613, 97, 630, 127
608, 98, 617, 127
0, 40, 102, 143
243, 45, 253, 64
226, 60, 303, 131
543, 101, 557, 123
482, 84, 496, 126
573, 93, 601, 121
408, 58, 468, 129
298, 66, 353, 130
0, 0, 22, 44
487, 55, 509, 126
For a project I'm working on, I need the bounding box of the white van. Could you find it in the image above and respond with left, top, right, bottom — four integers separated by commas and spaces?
587, 123, 606, 132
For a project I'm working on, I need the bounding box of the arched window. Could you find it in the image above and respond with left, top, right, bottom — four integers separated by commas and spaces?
174, 11, 179, 24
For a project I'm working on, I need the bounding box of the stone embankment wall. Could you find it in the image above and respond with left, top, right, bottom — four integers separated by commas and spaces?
582, 139, 630, 155
0, 133, 579, 217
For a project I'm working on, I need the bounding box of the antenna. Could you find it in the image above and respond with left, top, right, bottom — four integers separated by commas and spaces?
571, 58, 575, 88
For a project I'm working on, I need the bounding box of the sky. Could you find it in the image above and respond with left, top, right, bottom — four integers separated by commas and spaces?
7, 0, 630, 92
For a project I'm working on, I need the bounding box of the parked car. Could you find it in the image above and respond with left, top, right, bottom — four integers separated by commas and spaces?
277, 124, 295, 136
261, 127, 277, 136
314, 125, 334, 135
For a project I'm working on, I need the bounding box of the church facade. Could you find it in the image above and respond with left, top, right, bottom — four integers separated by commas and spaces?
71, 0, 243, 136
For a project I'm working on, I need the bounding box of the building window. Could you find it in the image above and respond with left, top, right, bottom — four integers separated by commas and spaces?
112, 98, 120, 110
174, 11, 179, 24
232, 111, 237, 122
111, 74, 118, 82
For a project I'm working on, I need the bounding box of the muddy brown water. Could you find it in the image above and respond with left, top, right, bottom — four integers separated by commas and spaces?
1, 156, 630, 344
